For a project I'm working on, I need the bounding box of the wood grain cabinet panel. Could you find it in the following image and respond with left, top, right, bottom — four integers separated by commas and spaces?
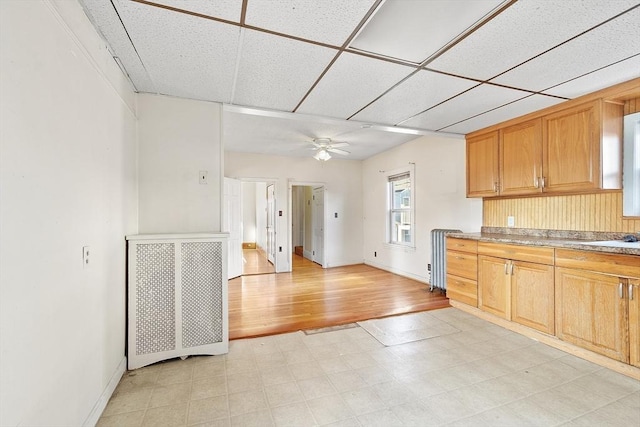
467, 132, 499, 197
500, 119, 543, 195
511, 261, 555, 334
478, 255, 510, 319
630, 279, 640, 368
555, 267, 629, 363
446, 237, 478, 307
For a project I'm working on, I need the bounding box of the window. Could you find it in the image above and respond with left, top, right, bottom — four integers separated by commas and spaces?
388, 171, 413, 246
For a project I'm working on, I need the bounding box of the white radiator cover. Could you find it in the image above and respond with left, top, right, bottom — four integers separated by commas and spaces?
126, 233, 229, 369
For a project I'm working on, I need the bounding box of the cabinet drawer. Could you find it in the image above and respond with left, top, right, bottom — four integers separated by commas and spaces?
446, 274, 477, 307
555, 249, 640, 278
478, 242, 554, 265
447, 250, 477, 280
446, 237, 478, 254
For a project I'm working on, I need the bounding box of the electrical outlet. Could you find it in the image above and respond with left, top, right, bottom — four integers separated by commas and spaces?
83, 246, 90, 269
427, 263, 431, 272
374, 251, 377, 257
507, 216, 515, 227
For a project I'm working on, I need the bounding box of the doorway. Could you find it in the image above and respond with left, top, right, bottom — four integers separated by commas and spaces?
290, 184, 325, 269
240, 180, 276, 276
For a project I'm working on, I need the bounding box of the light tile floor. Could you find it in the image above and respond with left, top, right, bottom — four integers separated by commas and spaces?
98, 308, 640, 426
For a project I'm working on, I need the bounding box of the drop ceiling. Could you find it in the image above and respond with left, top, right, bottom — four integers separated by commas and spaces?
80, 0, 640, 160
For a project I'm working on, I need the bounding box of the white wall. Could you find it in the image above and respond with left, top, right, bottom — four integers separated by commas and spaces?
242, 181, 257, 243
225, 152, 364, 271
137, 93, 222, 233
362, 135, 482, 282
0, 1, 137, 425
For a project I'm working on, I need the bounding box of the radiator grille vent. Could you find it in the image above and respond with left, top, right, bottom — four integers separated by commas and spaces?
135, 243, 176, 355
430, 229, 461, 291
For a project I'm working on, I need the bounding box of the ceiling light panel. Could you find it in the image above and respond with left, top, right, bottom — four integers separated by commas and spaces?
144, 0, 242, 22
113, 0, 240, 102
296, 52, 414, 119
401, 84, 530, 131
352, 70, 478, 125
351, 0, 505, 63
232, 29, 337, 112
491, 7, 640, 92
428, 0, 639, 81
79, 0, 156, 92
244, 0, 376, 46
440, 95, 565, 135
543, 55, 640, 99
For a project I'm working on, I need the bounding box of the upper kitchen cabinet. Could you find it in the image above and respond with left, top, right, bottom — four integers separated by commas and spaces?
467, 131, 499, 197
465, 79, 637, 199
542, 100, 622, 194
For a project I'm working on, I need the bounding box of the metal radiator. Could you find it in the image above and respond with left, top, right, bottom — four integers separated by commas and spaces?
430, 229, 461, 292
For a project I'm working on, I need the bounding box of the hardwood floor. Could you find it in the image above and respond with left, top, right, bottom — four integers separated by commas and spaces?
229, 254, 450, 339
242, 247, 275, 275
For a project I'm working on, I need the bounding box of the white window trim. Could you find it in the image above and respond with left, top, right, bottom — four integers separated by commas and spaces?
384, 164, 415, 249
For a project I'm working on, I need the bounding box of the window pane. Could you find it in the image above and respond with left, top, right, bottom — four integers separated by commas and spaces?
390, 210, 411, 243
391, 177, 411, 209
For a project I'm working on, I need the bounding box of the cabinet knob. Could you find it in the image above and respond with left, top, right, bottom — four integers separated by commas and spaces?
630, 284, 634, 301
619, 283, 624, 299
534, 177, 539, 188
541, 177, 546, 188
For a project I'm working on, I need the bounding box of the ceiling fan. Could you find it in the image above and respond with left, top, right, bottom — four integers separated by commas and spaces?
310, 138, 350, 161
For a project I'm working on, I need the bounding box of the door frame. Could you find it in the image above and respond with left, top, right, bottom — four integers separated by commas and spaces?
235, 177, 279, 273
288, 181, 327, 269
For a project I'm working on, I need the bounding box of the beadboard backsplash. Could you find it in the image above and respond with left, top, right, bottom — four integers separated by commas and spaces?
483, 191, 640, 232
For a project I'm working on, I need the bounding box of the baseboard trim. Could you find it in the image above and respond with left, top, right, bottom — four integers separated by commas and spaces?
303, 250, 313, 260
450, 301, 640, 380
83, 356, 126, 426
364, 260, 429, 284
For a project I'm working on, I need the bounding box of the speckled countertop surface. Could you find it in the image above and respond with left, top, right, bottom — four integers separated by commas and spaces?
448, 227, 640, 256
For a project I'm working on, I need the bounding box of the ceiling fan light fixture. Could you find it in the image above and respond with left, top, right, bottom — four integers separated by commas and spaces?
314, 149, 331, 161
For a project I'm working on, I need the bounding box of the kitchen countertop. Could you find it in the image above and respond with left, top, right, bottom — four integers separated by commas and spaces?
448, 227, 640, 256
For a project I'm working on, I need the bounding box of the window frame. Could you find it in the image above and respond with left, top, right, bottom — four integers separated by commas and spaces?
386, 165, 415, 248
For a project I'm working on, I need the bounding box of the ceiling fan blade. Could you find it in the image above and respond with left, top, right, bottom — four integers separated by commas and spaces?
329, 142, 349, 148
328, 148, 350, 155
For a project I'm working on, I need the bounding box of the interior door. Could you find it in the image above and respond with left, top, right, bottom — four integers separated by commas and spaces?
312, 186, 324, 266
223, 177, 243, 279
266, 184, 276, 264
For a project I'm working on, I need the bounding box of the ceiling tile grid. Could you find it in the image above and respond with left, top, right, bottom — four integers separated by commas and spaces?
145, 0, 242, 22
245, 0, 377, 46
491, 7, 640, 92
296, 52, 415, 119
440, 94, 565, 134
351, 70, 479, 125
79, 0, 157, 93
232, 29, 337, 111
113, 0, 240, 102
401, 84, 532, 130
427, 0, 640, 81
543, 54, 640, 99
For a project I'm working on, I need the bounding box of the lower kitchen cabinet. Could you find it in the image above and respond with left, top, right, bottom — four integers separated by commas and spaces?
630, 279, 640, 368
478, 255, 510, 319
555, 267, 628, 363
446, 237, 478, 306
511, 260, 555, 334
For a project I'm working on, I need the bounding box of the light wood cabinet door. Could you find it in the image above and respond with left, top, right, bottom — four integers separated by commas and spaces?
500, 119, 543, 195
555, 267, 629, 363
630, 279, 640, 368
543, 101, 600, 193
511, 261, 554, 334
478, 255, 510, 319
467, 131, 499, 197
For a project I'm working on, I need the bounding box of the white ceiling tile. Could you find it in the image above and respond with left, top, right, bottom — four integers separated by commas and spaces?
543, 55, 640, 99
296, 53, 414, 119
492, 8, 640, 92
144, 0, 242, 22
351, 0, 505, 63
401, 84, 530, 131
440, 95, 565, 135
233, 29, 337, 111
245, 0, 376, 46
352, 70, 478, 125
80, 0, 156, 92
428, 0, 639, 80
113, 0, 240, 102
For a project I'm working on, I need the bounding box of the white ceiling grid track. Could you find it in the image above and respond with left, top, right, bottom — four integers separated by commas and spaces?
79, 0, 640, 160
